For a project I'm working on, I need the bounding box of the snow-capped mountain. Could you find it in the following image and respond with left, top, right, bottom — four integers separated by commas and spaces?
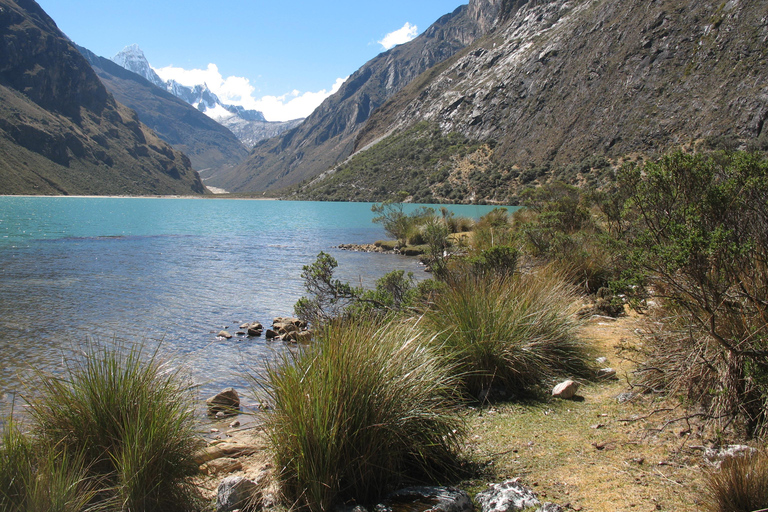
111, 45, 291, 146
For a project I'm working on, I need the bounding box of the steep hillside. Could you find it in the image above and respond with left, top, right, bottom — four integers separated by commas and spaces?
77, 45, 250, 173
0, 0, 206, 195
211, 0, 505, 193
348, 0, 768, 195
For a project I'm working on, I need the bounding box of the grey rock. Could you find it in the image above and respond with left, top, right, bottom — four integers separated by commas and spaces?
596, 368, 617, 380
207, 388, 240, 416
616, 392, 636, 403
216, 476, 258, 512
375, 486, 473, 512
704, 444, 758, 467
537, 504, 564, 512
476, 480, 539, 512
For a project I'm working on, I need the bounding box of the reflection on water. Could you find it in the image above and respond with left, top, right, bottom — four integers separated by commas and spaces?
0, 197, 514, 416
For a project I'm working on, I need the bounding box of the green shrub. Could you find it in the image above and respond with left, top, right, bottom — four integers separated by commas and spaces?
258, 318, 464, 511
706, 450, 768, 511
424, 269, 593, 398
619, 150, 768, 436
27, 343, 202, 512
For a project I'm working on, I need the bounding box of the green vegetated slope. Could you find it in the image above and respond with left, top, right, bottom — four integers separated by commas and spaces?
295, 0, 768, 203
210, 0, 505, 193
0, 0, 206, 195
77, 45, 249, 174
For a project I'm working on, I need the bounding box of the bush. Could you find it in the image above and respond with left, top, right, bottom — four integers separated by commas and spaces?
705, 449, 768, 511
27, 343, 202, 511
423, 269, 593, 398
619, 151, 768, 436
257, 318, 464, 511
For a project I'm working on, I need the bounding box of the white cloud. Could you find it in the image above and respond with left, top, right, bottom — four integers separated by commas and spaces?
252, 77, 347, 122
153, 63, 346, 122
378, 22, 418, 51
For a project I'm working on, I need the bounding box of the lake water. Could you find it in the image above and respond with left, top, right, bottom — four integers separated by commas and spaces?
0, 197, 510, 415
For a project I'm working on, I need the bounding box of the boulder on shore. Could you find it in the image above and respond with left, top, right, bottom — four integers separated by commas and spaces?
216, 476, 258, 512
206, 388, 240, 416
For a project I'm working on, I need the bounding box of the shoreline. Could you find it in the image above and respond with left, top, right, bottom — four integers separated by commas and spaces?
0, 194, 279, 200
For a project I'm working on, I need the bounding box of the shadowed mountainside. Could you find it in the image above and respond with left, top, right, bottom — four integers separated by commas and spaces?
0, 0, 206, 195
77, 45, 250, 175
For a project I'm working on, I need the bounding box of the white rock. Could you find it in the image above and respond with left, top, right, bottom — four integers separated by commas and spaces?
476, 480, 540, 512
552, 380, 580, 399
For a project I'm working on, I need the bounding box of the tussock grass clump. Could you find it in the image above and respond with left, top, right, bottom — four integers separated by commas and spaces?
0, 416, 98, 512
27, 343, 202, 512
424, 269, 593, 397
706, 450, 768, 511
259, 318, 464, 511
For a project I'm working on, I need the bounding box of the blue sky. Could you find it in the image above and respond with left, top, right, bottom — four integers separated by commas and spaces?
37, 0, 465, 121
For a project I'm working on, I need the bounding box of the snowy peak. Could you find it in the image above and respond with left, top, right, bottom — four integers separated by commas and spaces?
108, 44, 299, 147
112, 44, 165, 88
111, 44, 265, 123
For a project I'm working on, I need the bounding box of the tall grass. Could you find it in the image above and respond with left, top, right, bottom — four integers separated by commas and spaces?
257, 318, 464, 511
424, 268, 593, 397
706, 449, 768, 511
26, 343, 202, 512
0, 416, 99, 512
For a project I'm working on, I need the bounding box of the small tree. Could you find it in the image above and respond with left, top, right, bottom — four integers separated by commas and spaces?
371, 197, 436, 246
620, 151, 768, 437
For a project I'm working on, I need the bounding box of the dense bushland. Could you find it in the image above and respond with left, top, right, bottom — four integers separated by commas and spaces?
616, 151, 768, 438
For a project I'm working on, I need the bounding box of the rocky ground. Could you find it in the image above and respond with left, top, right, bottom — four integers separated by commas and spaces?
194, 309, 719, 511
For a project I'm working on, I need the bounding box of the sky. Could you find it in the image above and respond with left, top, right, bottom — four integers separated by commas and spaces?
36, 0, 465, 121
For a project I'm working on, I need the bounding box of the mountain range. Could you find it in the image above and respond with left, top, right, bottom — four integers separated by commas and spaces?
219, 0, 768, 202
111, 45, 303, 150
0, 0, 205, 195
2, 0, 766, 198
208, 0, 505, 193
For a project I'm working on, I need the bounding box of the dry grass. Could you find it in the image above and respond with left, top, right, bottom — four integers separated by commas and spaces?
460, 312, 711, 511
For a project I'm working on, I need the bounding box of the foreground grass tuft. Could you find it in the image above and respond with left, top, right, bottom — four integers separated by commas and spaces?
706, 450, 768, 512
258, 318, 465, 511
424, 269, 593, 398
26, 343, 202, 512
0, 415, 99, 512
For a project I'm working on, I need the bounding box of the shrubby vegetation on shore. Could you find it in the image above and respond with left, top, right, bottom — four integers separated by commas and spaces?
280, 148, 768, 511
2, 148, 766, 511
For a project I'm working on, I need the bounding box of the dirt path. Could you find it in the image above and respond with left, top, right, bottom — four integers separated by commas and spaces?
464, 312, 709, 511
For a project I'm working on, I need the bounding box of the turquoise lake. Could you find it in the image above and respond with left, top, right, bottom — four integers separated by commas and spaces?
0, 197, 513, 413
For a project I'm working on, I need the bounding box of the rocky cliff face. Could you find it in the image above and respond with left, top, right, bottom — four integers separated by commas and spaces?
0, 0, 206, 195
212, 0, 502, 193
356, 0, 768, 170
78, 45, 250, 174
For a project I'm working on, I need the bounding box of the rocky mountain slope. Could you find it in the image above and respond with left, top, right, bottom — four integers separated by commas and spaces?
77, 45, 250, 174
211, 0, 505, 193
331, 0, 767, 202
0, 0, 206, 195
111, 45, 303, 151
